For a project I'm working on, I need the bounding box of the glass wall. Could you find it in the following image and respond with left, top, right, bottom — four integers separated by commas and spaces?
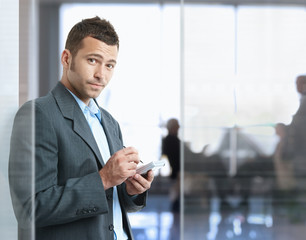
183, 3, 306, 240
60, 3, 181, 174
0, 0, 19, 239
60, 5, 181, 239
6, 1, 306, 239
60, 3, 306, 239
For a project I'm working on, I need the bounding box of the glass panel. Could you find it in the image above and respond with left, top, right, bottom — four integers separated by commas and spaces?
183, 5, 236, 239
0, 1, 20, 239
183, 3, 306, 240
56, 2, 306, 240
60, 4, 181, 240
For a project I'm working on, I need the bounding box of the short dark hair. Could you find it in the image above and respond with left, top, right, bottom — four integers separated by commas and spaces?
65, 16, 119, 57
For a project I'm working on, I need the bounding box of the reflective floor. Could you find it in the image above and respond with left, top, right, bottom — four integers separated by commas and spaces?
129, 192, 306, 240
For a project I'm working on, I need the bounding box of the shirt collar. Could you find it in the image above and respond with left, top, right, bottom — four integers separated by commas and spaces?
66, 89, 101, 118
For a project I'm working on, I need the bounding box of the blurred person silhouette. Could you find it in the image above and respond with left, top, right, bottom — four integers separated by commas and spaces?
162, 118, 180, 183
9, 16, 154, 240
277, 75, 306, 222
285, 75, 306, 193
161, 118, 180, 240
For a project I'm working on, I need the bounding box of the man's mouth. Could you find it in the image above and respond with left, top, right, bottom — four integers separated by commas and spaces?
89, 82, 103, 88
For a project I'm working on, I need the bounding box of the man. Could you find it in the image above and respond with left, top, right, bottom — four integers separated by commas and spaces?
161, 118, 180, 240
162, 118, 180, 181
9, 16, 154, 240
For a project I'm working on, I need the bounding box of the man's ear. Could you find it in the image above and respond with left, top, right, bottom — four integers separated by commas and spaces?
61, 49, 71, 69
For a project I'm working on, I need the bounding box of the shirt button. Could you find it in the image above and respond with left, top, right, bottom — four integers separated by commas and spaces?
108, 224, 114, 231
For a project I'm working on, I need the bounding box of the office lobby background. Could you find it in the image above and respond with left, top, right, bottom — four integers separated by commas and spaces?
2, 0, 306, 239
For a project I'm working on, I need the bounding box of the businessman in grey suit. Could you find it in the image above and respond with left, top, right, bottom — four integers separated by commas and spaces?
9, 16, 154, 240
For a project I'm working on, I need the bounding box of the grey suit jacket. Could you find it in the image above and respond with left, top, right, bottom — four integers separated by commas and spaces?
9, 82, 147, 240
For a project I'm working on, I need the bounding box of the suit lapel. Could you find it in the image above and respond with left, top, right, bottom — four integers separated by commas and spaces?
100, 113, 116, 156
51, 82, 105, 167
94, 100, 122, 156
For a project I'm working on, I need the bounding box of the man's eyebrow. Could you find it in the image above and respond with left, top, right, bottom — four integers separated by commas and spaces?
108, 59, 117, 63
86, 53, 103, 59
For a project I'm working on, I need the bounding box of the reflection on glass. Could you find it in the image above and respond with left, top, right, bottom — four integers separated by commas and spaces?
1, 1, 25, 239
183, 4, 306, 240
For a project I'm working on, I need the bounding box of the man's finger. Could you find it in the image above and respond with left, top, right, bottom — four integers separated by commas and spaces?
122, 146, 138, 155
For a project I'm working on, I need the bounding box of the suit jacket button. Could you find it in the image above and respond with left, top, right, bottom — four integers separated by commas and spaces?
109, 224, 114, 231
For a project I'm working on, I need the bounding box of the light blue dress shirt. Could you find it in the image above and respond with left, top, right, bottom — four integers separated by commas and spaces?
68, 90, 127, 240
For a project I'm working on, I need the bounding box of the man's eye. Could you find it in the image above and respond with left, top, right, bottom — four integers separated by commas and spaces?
88, 58, 96, 64
107, 64, 114, 69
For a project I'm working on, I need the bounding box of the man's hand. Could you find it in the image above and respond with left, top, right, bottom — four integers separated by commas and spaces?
99, 147, 140, 190
125, 170, 154, 196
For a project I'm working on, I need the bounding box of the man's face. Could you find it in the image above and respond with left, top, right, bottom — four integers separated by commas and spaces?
64, 36, 118, 104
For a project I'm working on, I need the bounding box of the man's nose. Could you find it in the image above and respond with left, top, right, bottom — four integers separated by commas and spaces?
94, 66, 105, 81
